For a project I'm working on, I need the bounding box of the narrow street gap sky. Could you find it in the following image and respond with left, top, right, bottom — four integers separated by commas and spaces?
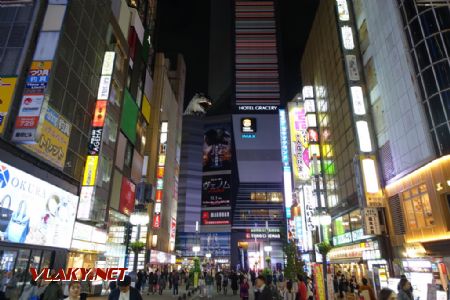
156, 0, 318, 108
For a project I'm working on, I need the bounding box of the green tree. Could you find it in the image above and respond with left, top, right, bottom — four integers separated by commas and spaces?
283, 241, 306, 281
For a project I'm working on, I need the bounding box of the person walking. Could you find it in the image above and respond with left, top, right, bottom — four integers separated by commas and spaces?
297, 275, 307, 300
254, 275, 272, 300
136, 270, 144, 293
232, 272, 239, 295
158, 274, 166, 295
397, 278, 414, 300
172, 270, 180, 296
215, 272, 221, 293
359, 278, 376, 300
222, 273, 229, 295
282, 280, 297, 300
108, 275, 143, 300
205, 272, 214, 299
147, 272, 155, 295
240, 277, 250, 300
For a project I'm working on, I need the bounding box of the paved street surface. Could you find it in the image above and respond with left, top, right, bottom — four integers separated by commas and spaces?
90, 285, 242, 300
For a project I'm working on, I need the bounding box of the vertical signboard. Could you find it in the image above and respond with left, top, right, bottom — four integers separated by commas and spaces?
288, 103, 310, 182
169, 217, 177, 251
202, 123, 232, 172
77, 51, 115, 220
279, 109, 292, 218
0, 77, 17, 135
152, 121, 168, 228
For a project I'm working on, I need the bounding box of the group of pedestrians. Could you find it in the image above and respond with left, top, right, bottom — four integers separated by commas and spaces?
332, 271, 416, 300
134, 269, 185, 296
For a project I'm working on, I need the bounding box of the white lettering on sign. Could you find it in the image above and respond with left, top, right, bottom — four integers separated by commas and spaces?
238, 105, 278, 111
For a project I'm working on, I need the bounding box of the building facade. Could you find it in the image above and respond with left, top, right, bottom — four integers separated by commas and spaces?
231, 0, 285, 270
299, 0, 450, 297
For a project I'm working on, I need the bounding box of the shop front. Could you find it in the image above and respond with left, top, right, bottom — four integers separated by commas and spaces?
68, 221, 108, 295
395, 258, 448, 300
328, 238, 389, 294
0, 158, 78, 297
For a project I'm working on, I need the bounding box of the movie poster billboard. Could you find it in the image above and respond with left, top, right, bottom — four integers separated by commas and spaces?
0, 159, 78, 248
202, 123, 232, 172
202, 175, 231, 207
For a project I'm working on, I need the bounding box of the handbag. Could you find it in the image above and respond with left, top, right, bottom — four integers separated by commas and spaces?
0, 195, 13, 232
6, 200, 30, 243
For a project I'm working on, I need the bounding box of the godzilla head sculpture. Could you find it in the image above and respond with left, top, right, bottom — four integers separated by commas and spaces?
184, 93, 212, 116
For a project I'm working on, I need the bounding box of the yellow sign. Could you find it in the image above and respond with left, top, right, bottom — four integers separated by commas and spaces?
30, 61, 52, 70
142, 95, 151, 123
313, 264, 326, 300
0, 77, 17, 135
82, 155, 99, 186
24, 107, 71, 170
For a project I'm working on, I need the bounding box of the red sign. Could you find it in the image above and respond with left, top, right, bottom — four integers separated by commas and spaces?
92, 100, 107, 127
155, 190, 163, 202
201, 210, 230, 225
15, 116, 39, 128
152, 214, 161, 228
119, 177, 135, 215
30, 268, 126, 282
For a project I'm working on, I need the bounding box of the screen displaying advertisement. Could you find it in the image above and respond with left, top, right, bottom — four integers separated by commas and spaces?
202, 175, 231, 207
0, 159, 78, 248
201, 210, 230, 225
202, 123, 232, 172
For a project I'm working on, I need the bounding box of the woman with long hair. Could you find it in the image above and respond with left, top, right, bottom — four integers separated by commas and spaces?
398, 278, 413, 300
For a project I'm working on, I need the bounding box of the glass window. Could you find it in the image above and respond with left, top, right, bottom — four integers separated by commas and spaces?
436, 124, 450, 154
429, 95, 446, 126
415, 41, 431, 71
15, 249, 31, 292
267, 192, 283, 202
410, 18, 424, 45
402, 184, 434, 230
441, 90, 450, 120
422, 66, 438, 96
420, 9, 439, 37
342, 214, 351, 233
403, 0, 417, 21
349, 210, 362, 231
426, 36, 446, 63
403, 199, 417, 229
434, 61, 450, 90
443, 32, 450, 53
435, 7, 450, 30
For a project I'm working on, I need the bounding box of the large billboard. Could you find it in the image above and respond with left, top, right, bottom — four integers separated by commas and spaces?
24, 106, 71, 170
0, 159, 78, 248
202, 175, 231, 207
202, 123, 232, 172
0, 77, 17, 135
201, 210, 230, 225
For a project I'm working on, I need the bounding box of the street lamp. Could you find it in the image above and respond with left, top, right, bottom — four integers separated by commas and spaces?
129, 212, 150, 274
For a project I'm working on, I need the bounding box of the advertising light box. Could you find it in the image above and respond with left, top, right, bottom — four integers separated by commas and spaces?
0, 159, 78, 248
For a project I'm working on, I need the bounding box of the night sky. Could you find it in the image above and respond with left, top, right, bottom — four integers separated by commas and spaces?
156, 0, 318, 109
